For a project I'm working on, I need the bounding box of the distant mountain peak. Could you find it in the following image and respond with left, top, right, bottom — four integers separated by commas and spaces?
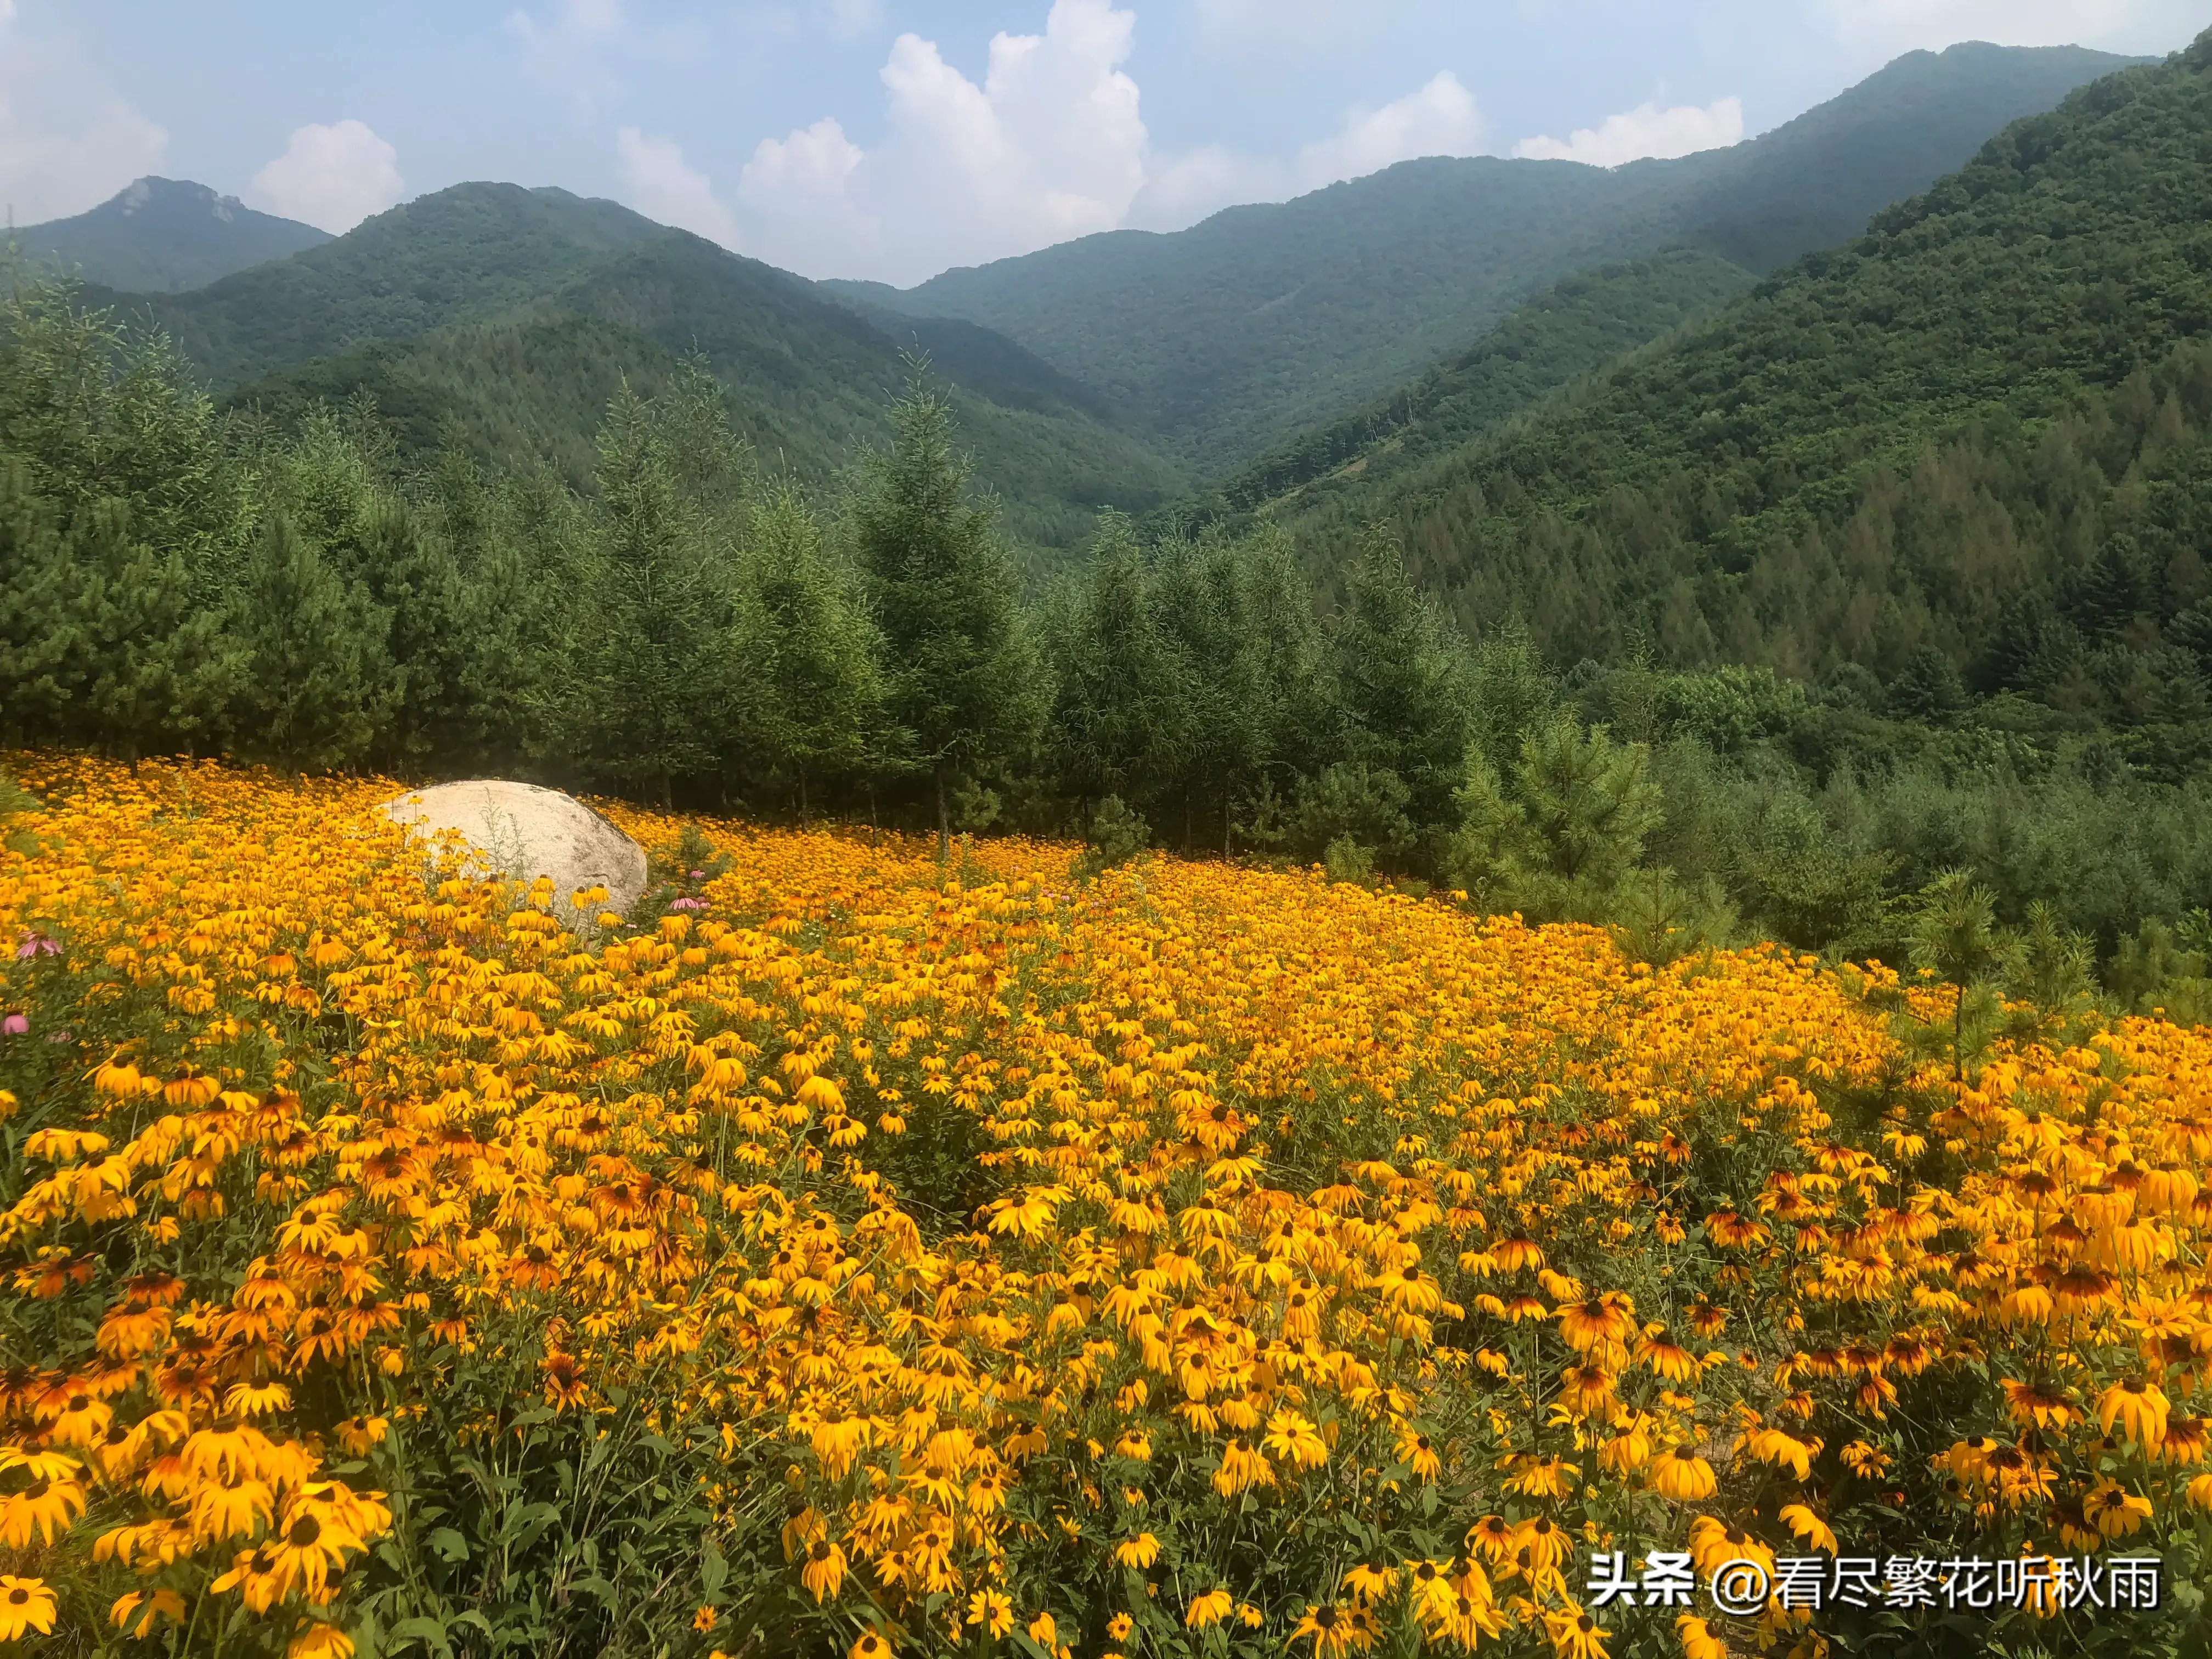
111, 176, 247, 223
10, 176, 329, 294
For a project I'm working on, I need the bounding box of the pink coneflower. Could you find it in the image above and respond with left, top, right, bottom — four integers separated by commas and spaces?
1, 1013, 26, 1036
14, 933, 59, 959
669, 897, 709, 911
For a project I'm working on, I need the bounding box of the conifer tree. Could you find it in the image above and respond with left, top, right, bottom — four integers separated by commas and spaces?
353, 498, 491, 774
0, 469, 234, 755
1047, 512, 1192, 826
58, 501, 236, 759
568, 382, 738, 804
0, 464, 80, 743
230, 513, 392, 771
849, 370, 1039, 854
748, 484, 882, 814
1327, 533, 1469, 852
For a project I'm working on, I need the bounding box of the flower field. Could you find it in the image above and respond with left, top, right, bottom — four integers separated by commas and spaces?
2, 757, 2210, 1658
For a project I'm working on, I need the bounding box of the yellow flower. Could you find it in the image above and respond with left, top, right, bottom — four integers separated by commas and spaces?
2085, 1478, 2153, 1539
332, 1415, 390, 1456
1545, 1606, 1611, 1659
1028, 1612, 1058, 1648
968, 1590, 1015, 1638
1291, 1603, 1354, 1656
0, 1577, 57, 1641
287, 1626, 356, 1659
1396, 1424, 1442, 1482
1186, 1589, 1234, 1629
0, 1466, 86, 1548
1505, 1453, 1579, 1499
1675, 1613, 1728, 1659
694, 1606, 720, 1632
800, 1539, 847, 1602
1777, 1504, 1837, 1555
110, 1589, 189, 1639
1115, 1532, 1161, 1569
2097, 1377, 2169, 1448
1213, 1438, 1275, 1495
1108, 1613, 1135, 1641
1262, 1410, 1328, 1471
1344, 1559, 1397, 1602
1648, 1451, 1717, 1503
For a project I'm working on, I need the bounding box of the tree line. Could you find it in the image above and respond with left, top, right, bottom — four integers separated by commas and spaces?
4, 273, 2211, 1020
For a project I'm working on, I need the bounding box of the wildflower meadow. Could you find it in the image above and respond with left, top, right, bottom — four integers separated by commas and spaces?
1, 755, 2209, 1658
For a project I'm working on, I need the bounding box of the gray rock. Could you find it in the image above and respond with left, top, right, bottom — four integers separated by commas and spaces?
379, 780, 648, 923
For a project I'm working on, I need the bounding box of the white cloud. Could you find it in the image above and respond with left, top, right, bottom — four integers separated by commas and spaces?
1127, 72, 1487, 232
1126, 143, 1278, 229
247, 120, 405, 233
1809, 0, 2199, 54
739, 0, 1146, 282
1513, 97, 1743, 167
743, 116, 864, 204
616, 126, 741, 249
0, 33, 168, 226
1297, 71, 1487, 189
731, 1, 1491, 279
509, 0, 627, 115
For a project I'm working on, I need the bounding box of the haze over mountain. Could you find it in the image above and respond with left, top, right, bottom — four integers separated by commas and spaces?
8, 177, 329, 294
81, 184, 1186, 552
830, 42, 2145, 471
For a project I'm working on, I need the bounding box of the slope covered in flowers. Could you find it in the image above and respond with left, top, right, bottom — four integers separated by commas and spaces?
0, 757, 2208, 1657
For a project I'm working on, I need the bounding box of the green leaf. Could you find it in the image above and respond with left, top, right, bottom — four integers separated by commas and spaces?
388, 1615, 458, 1657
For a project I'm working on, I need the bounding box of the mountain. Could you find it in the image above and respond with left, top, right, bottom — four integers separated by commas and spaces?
1246, 33, 2212, 715
8, 177, 329, 293
1203, 249, 1758, 518
830, 43, 2143, 472
87, 183, 1185, 552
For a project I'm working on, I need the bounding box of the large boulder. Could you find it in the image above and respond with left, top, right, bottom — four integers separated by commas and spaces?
379, 780, 648, 923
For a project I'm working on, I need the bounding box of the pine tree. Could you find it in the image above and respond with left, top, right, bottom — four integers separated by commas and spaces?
0, 463, 80, 743
1046, 512, 1192, 826
0, 468, 234, 756
353, 498, 488, 775
849, 370, 1040, 854
230, 513, 391, 771
569, 383, 735, 804
1329, 533, 1469, 854
1150, 526, 1328, 854
60, 500, 236, 759
748, 484, 882, 814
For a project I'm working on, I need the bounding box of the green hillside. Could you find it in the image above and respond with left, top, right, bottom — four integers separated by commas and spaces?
8, 176, 329, 293
93, 184, 668, 386
102, 184, 1184, 552
1254, 32, 2212, 727
1202, 249, 1757, 517
834, 43, 2139, 469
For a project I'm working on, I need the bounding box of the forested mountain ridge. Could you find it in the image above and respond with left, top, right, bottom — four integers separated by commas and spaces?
84, 183, 1186, 551
1265, 26, 2212, 710
832, 42, 2142, 470
82, 184, 672, 387
1198, 249, 1758, 518
7, 176, 329, 294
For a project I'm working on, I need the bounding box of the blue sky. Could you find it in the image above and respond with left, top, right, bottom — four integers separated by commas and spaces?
2, 1, 2201, 284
